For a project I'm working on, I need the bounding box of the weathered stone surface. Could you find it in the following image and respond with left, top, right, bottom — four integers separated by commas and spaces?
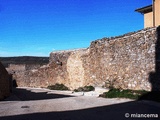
84, 27, 157, 91
9, 27, 160, 91
0, 61, 10, 100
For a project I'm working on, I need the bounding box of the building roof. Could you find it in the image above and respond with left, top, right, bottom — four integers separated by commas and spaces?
135, 5, 152, 14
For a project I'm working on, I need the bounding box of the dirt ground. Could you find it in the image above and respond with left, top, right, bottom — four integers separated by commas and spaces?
0, 87, 160, 120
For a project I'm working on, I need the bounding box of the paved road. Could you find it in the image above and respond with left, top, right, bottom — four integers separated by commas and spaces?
0, 87, 160, 120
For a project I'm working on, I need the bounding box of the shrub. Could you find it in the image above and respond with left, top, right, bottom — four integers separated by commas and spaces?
74, 86, 95, 92
99, 88, 148, 100
47, 83, 69, 91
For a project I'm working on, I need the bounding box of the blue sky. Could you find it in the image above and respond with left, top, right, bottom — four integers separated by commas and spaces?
0, 0, 151, 57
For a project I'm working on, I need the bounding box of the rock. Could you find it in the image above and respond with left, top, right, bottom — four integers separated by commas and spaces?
94, 87, 109, 94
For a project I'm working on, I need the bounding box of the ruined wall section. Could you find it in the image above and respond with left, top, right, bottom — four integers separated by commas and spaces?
49, 49, 88, 89
85, 28, 156, 90
14, 49, 88, 89
13, 27, 157, 91
48, 28, 156, 91
6, 64, 26, 73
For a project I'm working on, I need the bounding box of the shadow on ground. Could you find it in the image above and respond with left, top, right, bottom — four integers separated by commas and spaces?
4, 88, 73, 101
138, 91, 160, 102
0, 100, 159, 120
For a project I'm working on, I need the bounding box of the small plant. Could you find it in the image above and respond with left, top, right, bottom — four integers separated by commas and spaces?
47, 83, 69, 91
99, 88, 148, 100
74, 86, 95, 92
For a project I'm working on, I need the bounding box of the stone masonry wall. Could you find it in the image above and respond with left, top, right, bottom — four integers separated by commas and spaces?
85, 28, 156, 90
0, 61, 10, 100
13, 27, 159, 91
6, 64, 43, 73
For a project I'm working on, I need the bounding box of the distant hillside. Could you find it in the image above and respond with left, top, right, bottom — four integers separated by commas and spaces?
0, 56, 49, 67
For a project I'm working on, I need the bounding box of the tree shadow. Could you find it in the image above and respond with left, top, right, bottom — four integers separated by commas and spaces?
4, 88, 73, 101
138, 26, 160, 102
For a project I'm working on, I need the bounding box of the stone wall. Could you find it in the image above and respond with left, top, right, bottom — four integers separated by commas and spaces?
12, 27, 159, 91
0, 61, 10, 100
85, 28, 156, 90
12, 49, 88, 89
6, 64, 26, 72
6, 64, 43, 73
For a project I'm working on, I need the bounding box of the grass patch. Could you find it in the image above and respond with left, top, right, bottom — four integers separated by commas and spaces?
47, 83, 69, 91
99, 88, 148, 100
74, 86, 95, 92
